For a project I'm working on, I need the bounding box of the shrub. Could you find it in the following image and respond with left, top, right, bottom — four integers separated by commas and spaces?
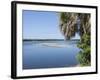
77, 34, 91, 66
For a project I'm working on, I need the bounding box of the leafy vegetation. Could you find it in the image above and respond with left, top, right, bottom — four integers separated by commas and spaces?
77, 34, 91, 66
59, 12, 91, 66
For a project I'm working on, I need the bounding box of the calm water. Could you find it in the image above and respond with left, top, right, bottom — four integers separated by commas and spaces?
23, 40, 80, 69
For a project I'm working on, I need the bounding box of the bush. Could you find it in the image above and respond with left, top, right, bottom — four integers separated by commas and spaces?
77, 34, 91, 66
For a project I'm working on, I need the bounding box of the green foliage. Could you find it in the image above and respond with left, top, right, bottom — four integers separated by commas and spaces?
60, 12, 68, 23
59, 12, 91, 66
59, 12, 90, 40
77, 34, 91, 66
60, 12, 76, 23
81, 34, 90, 45
59, 12, 78, 40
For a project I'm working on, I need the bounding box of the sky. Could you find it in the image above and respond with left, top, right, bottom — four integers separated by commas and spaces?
22, 10, 80, 39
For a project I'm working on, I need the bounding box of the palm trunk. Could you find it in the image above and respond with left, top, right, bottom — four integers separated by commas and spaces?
82, 24, 87, 34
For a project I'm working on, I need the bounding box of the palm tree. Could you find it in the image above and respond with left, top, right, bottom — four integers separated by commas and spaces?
59, 12, 78, 40
79, 13, 91, 35
59, 12, 91, 66
59, 12, 91, 40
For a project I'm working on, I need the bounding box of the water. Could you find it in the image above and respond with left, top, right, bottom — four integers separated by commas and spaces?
23, 40, 80, 69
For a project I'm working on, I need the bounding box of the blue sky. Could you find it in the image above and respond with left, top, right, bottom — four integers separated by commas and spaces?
22, 10, 80, 39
